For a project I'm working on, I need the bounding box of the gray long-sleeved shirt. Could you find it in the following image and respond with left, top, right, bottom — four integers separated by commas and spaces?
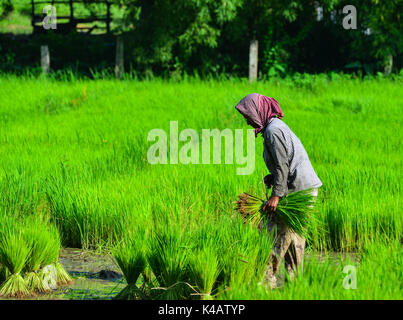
263, 118, 322, 197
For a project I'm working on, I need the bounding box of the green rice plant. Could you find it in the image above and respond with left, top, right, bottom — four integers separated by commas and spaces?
220, 240, 403, 300
2, 75, 400, 252
52, 246, 73, 287
219, 253, 344, 299
0, 75, 402, 300
0, 226, 31, 298
187, 246, 222, 300
217, 218, 274, 296
0, 264, 6, 283
23, 230, 51, 294
190, 215, 275, 297
19, 215, 66, 294
0, 213, 71, 296
147, 220, 191, 300
48, 225, 72, 286
351, 239, 403, 300
39, 223, 72, 289
235, 188, 319, 239
113, 228, 148, 300
54, 262, 73, 286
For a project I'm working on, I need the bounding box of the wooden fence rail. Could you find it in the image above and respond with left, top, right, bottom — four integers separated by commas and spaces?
31, 0, 112, 34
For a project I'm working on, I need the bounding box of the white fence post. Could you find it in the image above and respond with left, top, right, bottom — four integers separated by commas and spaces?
41, 45, 50, 74
249, 39, 258, 82
115, 36, 124, 79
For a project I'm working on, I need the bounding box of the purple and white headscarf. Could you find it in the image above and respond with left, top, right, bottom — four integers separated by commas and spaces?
235, 93, 284, 137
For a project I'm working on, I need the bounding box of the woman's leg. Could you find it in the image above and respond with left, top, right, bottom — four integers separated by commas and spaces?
284, 188, 318, 281
260, 188, 318, 287
259, 219, 293, 288
284, 233, 306, 282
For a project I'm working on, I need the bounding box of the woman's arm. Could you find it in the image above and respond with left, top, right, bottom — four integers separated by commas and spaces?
268, 130, 289, 197
262, 129, 290, 212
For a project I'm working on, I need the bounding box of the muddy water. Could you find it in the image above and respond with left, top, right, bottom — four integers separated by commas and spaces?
13, 248, 126, 300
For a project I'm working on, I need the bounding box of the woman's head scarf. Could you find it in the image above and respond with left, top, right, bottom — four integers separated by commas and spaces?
235, 93, 284, 137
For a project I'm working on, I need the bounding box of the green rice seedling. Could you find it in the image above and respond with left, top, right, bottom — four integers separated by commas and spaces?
23, 232, 50, 294
218, 253, 342, 299
52, 233, 73, 286
147, 222, 191, 300
187, 246, 222, 300
0, 262, 5, 281
198, 215, 274, 297
222, 219, 274, 293
113, 228, 148, 300
45, 222, 72, 286
39, 223, 72, 289
351, 239, 403, 300
0, 227, 31, 298
19, 215, 64, 294
0, 264, 7, 284
185, 221, 229, 292
0, 213, 68, 296
235, 189, 318, 239
220, 240, 403, 300
54, 261, 73, 286
0, 75, 402, 300
0, 75, 401, 254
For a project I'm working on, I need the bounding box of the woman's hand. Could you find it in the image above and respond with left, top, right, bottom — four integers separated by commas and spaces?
264, 174, 274, 189
263, 195, 280, 213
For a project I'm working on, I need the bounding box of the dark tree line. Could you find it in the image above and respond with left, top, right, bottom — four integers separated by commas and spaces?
112, 0, 402, 76
1, 0, 402, 76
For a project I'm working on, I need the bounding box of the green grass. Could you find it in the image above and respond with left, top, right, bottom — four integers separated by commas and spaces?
0, 73, 401, 299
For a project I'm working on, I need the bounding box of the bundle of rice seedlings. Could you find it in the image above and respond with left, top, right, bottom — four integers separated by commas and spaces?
20, 216, 65, 294
187, 246, 222, 300
35, 223, 72, 291
235, 192, 265, 225
235, 188, 317, 239
213, 218, 274, 294
147, 228, 190, 300
39, 241, 59, 291
43, 225, 73, 287
0, 230, 31, 298
54, 261, 73, 286
113, 231, 147, 300
204, 218, 255, 289
23, 229, 50, 294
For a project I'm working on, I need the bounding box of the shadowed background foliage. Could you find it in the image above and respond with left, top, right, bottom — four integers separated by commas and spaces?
0, 0, 402, 77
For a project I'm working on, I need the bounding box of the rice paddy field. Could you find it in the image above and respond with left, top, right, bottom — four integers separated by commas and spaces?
0, 73, 401, 300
